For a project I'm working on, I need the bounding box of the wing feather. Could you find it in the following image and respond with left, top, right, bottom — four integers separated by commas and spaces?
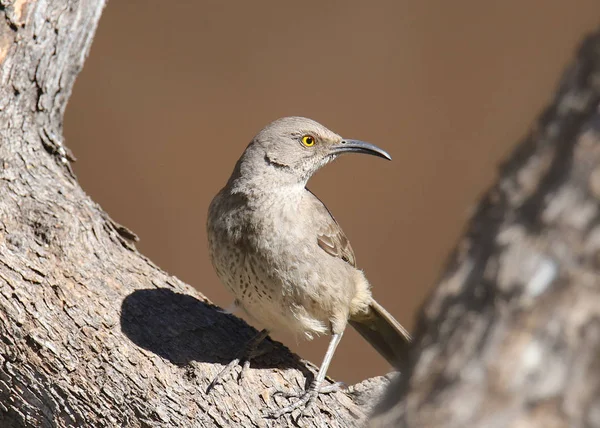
306, 188, 356, 267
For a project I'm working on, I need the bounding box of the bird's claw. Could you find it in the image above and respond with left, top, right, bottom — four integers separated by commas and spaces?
206, 357, 248, 393
267, 389, 318, 419
266, 381, 344, 419
206, 329, 270, 393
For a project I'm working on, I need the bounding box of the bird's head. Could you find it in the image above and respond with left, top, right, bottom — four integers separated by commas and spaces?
237, 117, 391, 186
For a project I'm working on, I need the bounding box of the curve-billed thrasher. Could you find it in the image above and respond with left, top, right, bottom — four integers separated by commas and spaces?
206, 117, 411, 417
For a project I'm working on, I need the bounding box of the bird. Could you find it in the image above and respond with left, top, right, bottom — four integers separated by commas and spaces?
206, 116, 411, 418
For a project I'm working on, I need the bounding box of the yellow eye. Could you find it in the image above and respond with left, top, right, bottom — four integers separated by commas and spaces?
302, 135, 315, 147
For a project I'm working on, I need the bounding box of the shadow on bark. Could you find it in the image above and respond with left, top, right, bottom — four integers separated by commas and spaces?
120, 288, 311, 374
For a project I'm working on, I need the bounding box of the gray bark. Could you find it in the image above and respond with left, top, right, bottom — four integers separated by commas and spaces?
0, 1, 385, 427
371, 29, 600, 428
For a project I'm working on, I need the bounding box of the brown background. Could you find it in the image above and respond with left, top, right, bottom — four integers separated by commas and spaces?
64, 1, 600, 384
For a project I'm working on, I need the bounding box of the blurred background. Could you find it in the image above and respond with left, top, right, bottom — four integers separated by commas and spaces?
64, 1, 600, 384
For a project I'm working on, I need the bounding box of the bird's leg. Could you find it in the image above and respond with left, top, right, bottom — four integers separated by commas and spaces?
269, 331, 344, 419
207, 328, 269, 393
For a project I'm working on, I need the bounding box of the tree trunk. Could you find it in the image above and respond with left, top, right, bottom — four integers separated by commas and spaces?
0, 1, 385, 427
371, 30, 600, 428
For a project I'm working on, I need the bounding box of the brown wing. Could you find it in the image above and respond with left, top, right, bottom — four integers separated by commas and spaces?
306, 188, 356, 267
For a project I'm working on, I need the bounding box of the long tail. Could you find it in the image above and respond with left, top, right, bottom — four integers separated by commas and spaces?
349, 299, 412, 367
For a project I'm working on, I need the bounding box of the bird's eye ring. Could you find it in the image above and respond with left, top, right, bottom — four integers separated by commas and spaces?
302, 135, 315, 147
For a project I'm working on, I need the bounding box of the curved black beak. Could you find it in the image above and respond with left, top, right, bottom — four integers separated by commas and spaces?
331, 139, 392, 161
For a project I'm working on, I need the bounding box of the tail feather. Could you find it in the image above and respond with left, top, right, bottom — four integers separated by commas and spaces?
349, 299, 412, 367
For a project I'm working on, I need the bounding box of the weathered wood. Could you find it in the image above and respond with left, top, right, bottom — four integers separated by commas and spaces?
0, 1, 386, 427
371, 30, 600, 428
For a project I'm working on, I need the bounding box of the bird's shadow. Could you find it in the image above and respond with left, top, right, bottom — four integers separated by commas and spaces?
120, 288, 310, 378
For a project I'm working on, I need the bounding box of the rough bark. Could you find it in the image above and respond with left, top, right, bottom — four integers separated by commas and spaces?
0, 1, 386, 427
371, 30, 600, 428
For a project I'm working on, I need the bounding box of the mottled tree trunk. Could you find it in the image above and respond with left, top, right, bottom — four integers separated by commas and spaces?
371, 30, 600, 428
0, 1, 384, 427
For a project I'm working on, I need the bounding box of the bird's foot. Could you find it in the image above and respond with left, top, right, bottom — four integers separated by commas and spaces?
206, 329, 269, 393
266, 381, 344, 419
206, 357, 249, 393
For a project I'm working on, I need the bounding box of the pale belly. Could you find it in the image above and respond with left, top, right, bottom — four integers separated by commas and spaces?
210, 222, 333, 336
